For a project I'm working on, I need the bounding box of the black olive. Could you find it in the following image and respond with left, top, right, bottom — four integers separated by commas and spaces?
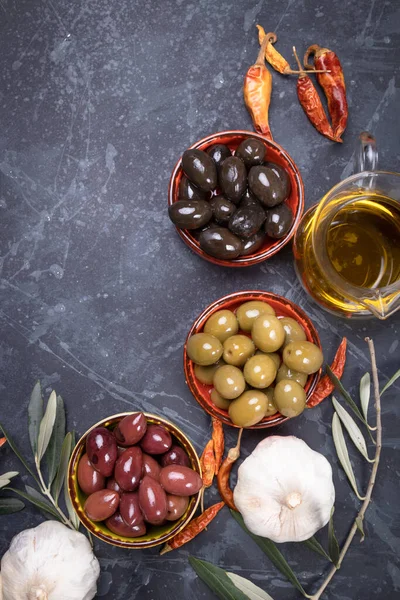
264, 203, 294, 238
228, 206, 265, 239
240, 230, 266, 256
206, 144, 232, 170
182, 149, 217, 192
235, 138, 266, 168
248, 165, 291, 207
219, 157, 247, 204
199, 227, 243, 259
168, 200, 212, 230
209, 195, 237, 225
178, 176, 206, 202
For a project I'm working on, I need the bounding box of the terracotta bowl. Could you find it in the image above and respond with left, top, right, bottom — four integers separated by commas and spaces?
184, 291, 322, 428
68, 412, 202, 549
168, 130, 304, 267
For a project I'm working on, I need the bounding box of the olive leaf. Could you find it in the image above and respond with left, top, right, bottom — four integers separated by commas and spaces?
332, 413, 365, 501
302, 536, 332, 562
6, 487, 61, 520
380, 368, 400, 395
46, 395, 66, 487
0, 497, 25, 515
64, 431, 79, 529
53, 432, 72, 504
23, 484, 59, 519
0, 471, 19, 490
227, 573, 275, 600
36, 391, 57, 463
28, 381, 43, 455
0, 422, 40, 486
231, 511, 310, 598
332, 397, 374, 463
328, 508, 340, 567
359, 372, 376, 432
355, 516, 365, 542
189, 556, 250, 600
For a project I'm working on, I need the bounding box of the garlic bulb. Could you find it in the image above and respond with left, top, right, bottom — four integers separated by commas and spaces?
1, 521, 100, 600
234, 435, 335, 543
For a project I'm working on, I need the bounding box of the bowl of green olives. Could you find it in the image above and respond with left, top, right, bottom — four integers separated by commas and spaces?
68, 412, 202, 548
168, 130, 304, 267
184, 291, 322, 428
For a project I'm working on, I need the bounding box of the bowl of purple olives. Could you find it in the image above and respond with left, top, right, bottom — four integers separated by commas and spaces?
68, 412, 202, 548
168, 130, 304, 267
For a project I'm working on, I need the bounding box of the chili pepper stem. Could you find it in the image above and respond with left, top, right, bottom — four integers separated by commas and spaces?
256, 33, 270, 65
293, 46, 306, 76
200, 487, 205, 517
160, 544, 172, 556
303, 44, 320, 70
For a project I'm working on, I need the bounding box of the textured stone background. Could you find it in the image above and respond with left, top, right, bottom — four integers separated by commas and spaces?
0, 0, 399, 598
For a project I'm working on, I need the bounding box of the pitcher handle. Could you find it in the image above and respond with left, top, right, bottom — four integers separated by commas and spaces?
357, 131, 378, 172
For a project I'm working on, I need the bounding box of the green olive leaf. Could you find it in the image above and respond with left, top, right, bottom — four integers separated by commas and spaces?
28, 381, 43, 456
332, 397, 374, 463
302, 536, 332, 562
52, 432, 72, 504
37, 391, 57, 464
328, 508, 340, 567
0, 472, 19, 490
0, 422, 40, 486
332, 413, 365, 501
0, 497, 25, 515
355, 516, 365, 542
189, 556, 249, 600
359, 373, 375, 430
380, 368, 400, 395
227, 573, 275, 600
46, 395, 66, 487
6, 487, 61, 520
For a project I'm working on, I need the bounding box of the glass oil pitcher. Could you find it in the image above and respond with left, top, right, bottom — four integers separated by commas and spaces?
294, 132, 400, 319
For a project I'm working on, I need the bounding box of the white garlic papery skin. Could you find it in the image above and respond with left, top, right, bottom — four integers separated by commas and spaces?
1, 521, 100, 600
234, 436, 335, 543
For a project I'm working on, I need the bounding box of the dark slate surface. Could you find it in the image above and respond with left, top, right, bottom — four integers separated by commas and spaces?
1, 0, 399, 598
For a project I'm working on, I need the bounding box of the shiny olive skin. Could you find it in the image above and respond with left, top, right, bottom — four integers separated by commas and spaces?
264, 387, 278, 416
199, 227, 243, 260
142, 453, 162, 481
114, 413, 147, 447
255, 351, 281, 370
265, 162, 292, 190
114, 446, 143, 492
106, 512, 147, 537
84, 489, 119, 522
251, 314, 285, 352
107, 478, 122, 494
265, 204, 294, 239
240, 188, 262, 208
120, 492, 144, 527
228, 206, 265, 239
276, 363, 308, 387
138, 475, 168, 525
213, 364, 246, 399
280, 317, 307, 347
178, 176, 206, 202
243, 354, 277, 388
235, 138, 266, 168
182, 149, 217, 191
248, 165, 290, 207
140, 425, 172, 454
187, 333, 223, 366
77, 453, 106, 496
168, 200, 212, 230
223, 334, 255, 367
191, 220, 218, 240
273, 379, 306, 417
228, 390, 268, 427
206, 144, 231, 169
195, 360, 225, 385
240, 230, 265, 256
159, 465, 203, 496
219, 156, 247, 203
86, 427, 117, 478
166, 494, 189, 521
283, 341, 323, 374
236, 300, 275, 332
204, 310, 239, 342
209, 195, 237, 225
161, 445, 190, 468
210, 388, 231, 410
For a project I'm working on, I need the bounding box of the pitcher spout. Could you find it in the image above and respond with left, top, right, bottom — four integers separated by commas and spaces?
361, 289, 400, 320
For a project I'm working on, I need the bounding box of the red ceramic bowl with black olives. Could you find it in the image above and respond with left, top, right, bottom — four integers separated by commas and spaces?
184, 290, 322, 428
68, 412, 202, 549
168, 130, 304, 267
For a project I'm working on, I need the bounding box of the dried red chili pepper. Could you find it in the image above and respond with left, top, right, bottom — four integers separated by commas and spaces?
308, 337, 347, 408
243, 34, 273, 139
217, 428, 243, 511
0, 437, 6, 448
200, 438, 215, 488
304, 44, 348, 141
257, 26, 293, 75
159, 501, 225, 555
293, 47, 339, 143
211, 417, 224, 475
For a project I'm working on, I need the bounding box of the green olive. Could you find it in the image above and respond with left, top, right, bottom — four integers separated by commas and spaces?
213, 365, 246, 399
243, 354, 277, 388
204, 310, 239, 342
276, 363, 308, 387
264, 387, 278, 416
283, 341, 323, 374
228, 390, 268, 427
236, 300, 275, 332
187, 333, 223, 366
280, 317, 307, 347
273, 379, 306, 417
256, 351, 281, 370
251, 315, 285, 352
194, 360, 225, 385
223, 335, 255, 367
210, 388, 231, 410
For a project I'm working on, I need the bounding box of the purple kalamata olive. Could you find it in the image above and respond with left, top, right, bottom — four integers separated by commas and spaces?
138, 475, 167, 525
114, 413, 147, 447
105, 512, 146, 538
86, 427, 117, 477
106, 478, 122, 494
159, 465, 203, 496
120, 492, 143, 527
142, 453, 161, 481
114, 446, 143, 492
166, 494, 189, 521
161, 445, 190, 468
117, 447, 127, 457
84, 489, 119, 522
140, 425, 172, 455
77, 453, 105, 495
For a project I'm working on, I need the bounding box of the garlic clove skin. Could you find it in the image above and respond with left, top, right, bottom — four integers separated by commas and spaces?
233, 435, 335, 543
1, 521, 100, 600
